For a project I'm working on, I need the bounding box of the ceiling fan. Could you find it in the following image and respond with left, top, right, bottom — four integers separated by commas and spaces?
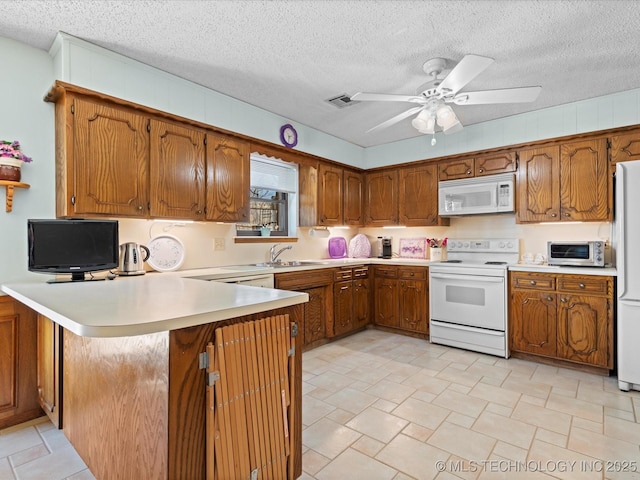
350, 54, 542, 144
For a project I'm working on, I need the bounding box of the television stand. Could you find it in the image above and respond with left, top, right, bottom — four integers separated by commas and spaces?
47, 273, 106, 284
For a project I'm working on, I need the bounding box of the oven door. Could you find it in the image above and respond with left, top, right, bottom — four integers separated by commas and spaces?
429, 272, 505, 331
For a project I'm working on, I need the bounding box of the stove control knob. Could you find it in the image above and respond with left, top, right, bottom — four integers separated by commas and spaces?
506, 242, 514, 248
456, 241, 463, 248
498, 242, 505, 248
463, 242, 469, 248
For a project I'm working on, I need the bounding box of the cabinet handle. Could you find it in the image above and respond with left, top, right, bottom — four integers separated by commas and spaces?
466, 169, 472, 175
410, 272, 415, 276
579, 283, 585, 289
561, 298, 567, 303
546, 296, 553, 301
196, 209, 203, 215
478, 168, 484, 173
550, 213, 557, 217
530, 280, 536, 285
137, 205, 144, 211
564, 213, 570, 217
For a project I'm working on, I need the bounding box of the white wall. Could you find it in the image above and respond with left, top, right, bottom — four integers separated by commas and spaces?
0, 34, 632, 284
0, 37, 56, 283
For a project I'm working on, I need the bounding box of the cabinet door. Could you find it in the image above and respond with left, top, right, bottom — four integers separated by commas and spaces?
398, 280, 428, 333
37, 315, 61, 427
318, 164, 343, 225
73, 97, 150, 216
374, 277, 398, 327
399, 164, 444, 226
560, 139, 609, 221
205, 133, 250, 222
149, 119, 206, 219
610, 130, 640, 164
516, 146, 561, 223
344, 170, 364, 226
365, 171, 398, 226
303, 286, 328, 345
510, 290, 557, 356
475, 152, 516, 176
353, 277, 370, 330
557, 294, 609, 367
0, 313, 17, 414
332, 280, 353, 337
438, 158, 474, 180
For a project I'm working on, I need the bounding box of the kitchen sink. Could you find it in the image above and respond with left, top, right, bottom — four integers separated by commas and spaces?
253, 260, 328, 268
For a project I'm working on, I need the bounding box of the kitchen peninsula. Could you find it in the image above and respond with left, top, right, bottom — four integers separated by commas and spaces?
1, 275, 308, 480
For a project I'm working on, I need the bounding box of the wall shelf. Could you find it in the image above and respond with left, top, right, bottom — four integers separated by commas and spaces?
0, 180, 30, 212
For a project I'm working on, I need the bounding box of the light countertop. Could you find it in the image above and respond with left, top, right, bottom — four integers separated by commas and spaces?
1, 275, 308, 338
508, 264, 617, 276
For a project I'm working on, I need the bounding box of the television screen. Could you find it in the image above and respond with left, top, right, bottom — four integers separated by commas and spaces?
28, 219, 119, 282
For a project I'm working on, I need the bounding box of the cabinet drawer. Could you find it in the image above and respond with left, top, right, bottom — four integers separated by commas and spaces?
334, 269, 353, 281
557, 275, 609, 295
399, 267, 427, 280
511, 273, 556, 290
353, 266, 369, 278
374, 266, 398, 278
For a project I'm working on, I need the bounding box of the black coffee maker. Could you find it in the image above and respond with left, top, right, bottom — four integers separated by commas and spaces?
381, 237, 392, 258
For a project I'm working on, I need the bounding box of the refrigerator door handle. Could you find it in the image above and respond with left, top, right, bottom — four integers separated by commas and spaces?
617, 163, 627, 298
619, 297, 640, 305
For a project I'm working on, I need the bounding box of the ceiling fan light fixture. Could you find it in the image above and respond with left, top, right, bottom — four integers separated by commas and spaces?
443, 118, 463, 135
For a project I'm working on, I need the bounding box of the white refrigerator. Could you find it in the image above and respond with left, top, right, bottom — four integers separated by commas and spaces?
616, 160, 640, 391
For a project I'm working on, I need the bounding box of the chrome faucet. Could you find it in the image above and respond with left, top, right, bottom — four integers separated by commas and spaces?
270, 244, 292, 263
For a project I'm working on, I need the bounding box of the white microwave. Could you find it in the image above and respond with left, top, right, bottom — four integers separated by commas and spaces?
438, 172, 515, 216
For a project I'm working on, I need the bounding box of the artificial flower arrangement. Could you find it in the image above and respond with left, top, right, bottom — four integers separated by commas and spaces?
427, 237, 448, 248
0, 140, 32, 163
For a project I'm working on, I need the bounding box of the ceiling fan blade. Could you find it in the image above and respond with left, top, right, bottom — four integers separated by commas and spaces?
366, 106, 424, 133
451, 86, 542, 105
436, 54, 494, 95
351, 92, 424, 103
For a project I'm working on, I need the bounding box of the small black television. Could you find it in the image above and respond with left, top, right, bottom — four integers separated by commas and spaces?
28, 219, 119, 283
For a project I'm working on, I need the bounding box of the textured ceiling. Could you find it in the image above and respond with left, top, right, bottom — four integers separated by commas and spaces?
2, 1, 640, 147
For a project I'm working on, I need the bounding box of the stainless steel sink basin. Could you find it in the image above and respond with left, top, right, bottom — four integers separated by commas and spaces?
253, 260, 327, 268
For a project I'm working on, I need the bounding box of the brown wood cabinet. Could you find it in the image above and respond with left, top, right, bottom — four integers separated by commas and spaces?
399, 164, 448, 226
373, 266, 429, 334
517, 139, 610, 223
275, 269, 334, 348
59, 95, 150, 217
398, 267, 429, 334
36, 314, 62, 428
365, 170, 398, 226
0, 296, 41, 430
610, 129, 640, 164
299, 163, 364, 227
149, 118, 207, 219
510, 271, 613, 371
332, 266, 370, 337
49, 84, 248, 223
438, 152, 516, 180
344, 169, 364, 226
205, 133, 250, 222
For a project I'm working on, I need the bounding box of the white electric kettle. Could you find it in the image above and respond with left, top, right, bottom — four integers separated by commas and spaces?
118, 242, 150, 276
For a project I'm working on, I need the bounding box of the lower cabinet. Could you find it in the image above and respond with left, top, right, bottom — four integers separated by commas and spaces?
0, 296, 41, 430
509, 272, 613, 370
332, 266, 370, 337
373, 265, 429, 335
36, 314, 62, 428
275, 269, 334, 348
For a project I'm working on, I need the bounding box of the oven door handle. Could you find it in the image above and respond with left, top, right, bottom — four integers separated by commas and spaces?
429, 273, 504, 283
430, 320, 504, 335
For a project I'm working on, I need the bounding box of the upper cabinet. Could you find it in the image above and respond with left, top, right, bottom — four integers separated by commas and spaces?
48, 84, 249, 222
205, 133, 250, 222
438, 152, 516, 181
149, 119, 206, 220
517, 139, 609, 223
62, 95, 150, 217
299, 162, 363, 227
399, 164, 448, 226
365, 170, 398, 226
610, 129, 640, 164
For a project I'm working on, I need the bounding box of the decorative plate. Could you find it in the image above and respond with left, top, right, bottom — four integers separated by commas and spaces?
147, 234, 185, 272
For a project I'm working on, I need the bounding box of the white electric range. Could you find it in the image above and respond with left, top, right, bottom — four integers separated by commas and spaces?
429, 238, 520, 358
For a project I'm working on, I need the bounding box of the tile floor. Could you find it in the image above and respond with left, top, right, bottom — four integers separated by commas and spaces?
2, 329, 640, 479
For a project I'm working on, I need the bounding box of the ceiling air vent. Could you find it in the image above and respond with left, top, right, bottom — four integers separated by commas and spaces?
325, 93, 358, 109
